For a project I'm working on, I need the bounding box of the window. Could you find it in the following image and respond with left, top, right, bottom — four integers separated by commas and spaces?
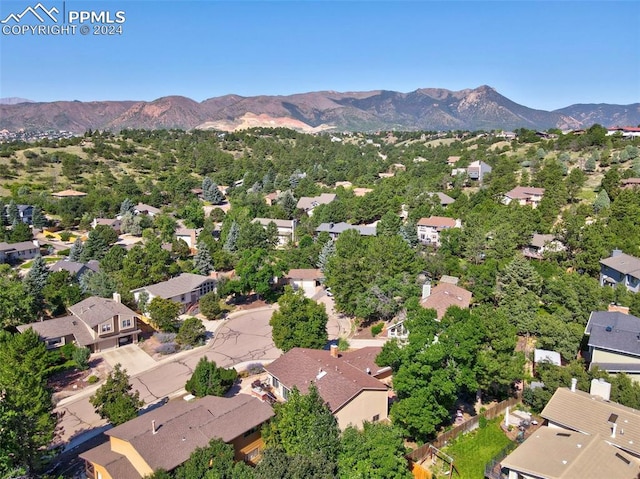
282, 387, 290, 400
272, 376, 279, 388
245, 447, 260, 462
372, 414, 380, 422
100, 323, 112, 333
121, 318, 132, 329
243, 426, 258, 437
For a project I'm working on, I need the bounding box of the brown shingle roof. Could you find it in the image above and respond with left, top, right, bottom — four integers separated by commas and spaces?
505, 186, 545, 199
341, 347, 390, 377
52, 189, 87, 197
17, 315, 95, 346
102, 395, 273, 472
285, 269, 323, 281
417, 216, 457, 229
420, 282, 472, 319
296, 193, 336, 211
264, 348, 387, 413
541, 388, 640, 457
132, 273, 214, 299
68, 297, 139, 328
80, 442, 142, 479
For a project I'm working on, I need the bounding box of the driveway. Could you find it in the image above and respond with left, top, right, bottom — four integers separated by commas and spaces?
315, 290, 352, 340
98, 344, 156, 377
55, 306, 278, 448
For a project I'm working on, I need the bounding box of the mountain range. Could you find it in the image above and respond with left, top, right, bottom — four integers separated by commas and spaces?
1, 86, 639, 133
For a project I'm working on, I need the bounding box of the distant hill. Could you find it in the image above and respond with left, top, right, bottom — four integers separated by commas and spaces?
1, 86, 638, 133
0, 97, 34, 105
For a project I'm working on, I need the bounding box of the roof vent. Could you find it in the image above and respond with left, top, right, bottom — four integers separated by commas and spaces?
316, 369, 327, 380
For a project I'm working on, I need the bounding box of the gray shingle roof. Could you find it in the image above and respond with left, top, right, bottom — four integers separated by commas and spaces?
315, 222, 376, 236
296, 193, 336, 211
17, 315, 95, 346
80, 443, 142, 479
133, 273, 214, 299
252, 218, 295, 229
68, 297, 139, 328
600, 252, 640, 279
585, 311, 640, 357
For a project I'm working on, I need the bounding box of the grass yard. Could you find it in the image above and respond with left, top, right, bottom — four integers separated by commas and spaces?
441, 418, 513, 479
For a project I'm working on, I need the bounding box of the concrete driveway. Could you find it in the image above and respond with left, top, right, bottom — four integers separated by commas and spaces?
315, 290, 352, 339
98, 344, 156, 377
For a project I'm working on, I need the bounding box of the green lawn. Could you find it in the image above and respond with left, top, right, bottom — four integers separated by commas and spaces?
441, 418, 513, 479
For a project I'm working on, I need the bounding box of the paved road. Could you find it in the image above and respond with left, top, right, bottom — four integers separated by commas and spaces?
54, 307, 279, 449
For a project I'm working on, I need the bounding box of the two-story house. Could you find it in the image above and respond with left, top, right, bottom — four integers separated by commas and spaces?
416, 216, 460, 247
600, 250, 640, 293
315, 222, 377, 240
296, 193, 336, 216
17, 295, 142, 351
252, 218, 296, 247
80, 395, 274, 479
131, 273, 217, 314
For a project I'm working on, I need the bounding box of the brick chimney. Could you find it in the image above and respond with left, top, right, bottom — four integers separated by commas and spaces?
330, 344, 339, 358
608, 303, 630, 315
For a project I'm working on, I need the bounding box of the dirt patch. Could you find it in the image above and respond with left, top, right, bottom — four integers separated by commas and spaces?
49, 358, 111, 403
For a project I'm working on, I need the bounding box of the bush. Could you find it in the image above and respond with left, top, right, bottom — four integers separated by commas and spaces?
338, 337, 350, 351
185, 357, 238, 397
245, 363, 264, 375
371, 323, 384, 337
87, 375, 99, 384
199, 291, 222, 320
73, 346, 91, 370
155, 332, 177, 343
479, 415, 488, 429
155, 342, 178, 355
176, 317, 206, 347
59, 231, 73, 242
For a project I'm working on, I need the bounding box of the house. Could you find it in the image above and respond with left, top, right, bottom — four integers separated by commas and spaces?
296, 193, 336, 216
496, 131, 517, 140
426, 192, 455, 207
416, 216, 460, 247
523, 234, 565, 259
174, 227, 201, 249
502, 186, 545, 208
131, 273, 217, 313
17, 295, 141, 352
4, 204, 34, 224
0, 240, 40, 263
263, 191, 279, 206
419, 281, 472, 320
91, 218, 122, 233
134, 203, 160, 217
80, 395, 274, 479
621, 178, 640, 190
600, 250, 640, 293
52, 189, 87, 198
264, 347, 389, 430
501, 384, 640, 479
447, 156, 461, 165
252, 218, 296, 246
315, 222, 377, 240
340, 346, 392, 382
533, 348, 562, 368
466, 160, 492, 183
584, 307, 640, 380
352, 187, 374, 197
49, 259, 100, 279
284, 269, 323, 298
607, 126, 640, 138
387, 319, 409, 341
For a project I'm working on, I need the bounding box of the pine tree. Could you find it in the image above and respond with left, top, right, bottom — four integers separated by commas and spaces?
593, 189, 611, 213
280, 190, 297, 219
399, 220, 418, 247
203, 177, 224, 205
23, 255, 49, 316
0, 200, 5, 226
496, 255, 543, 334
119, 198, 135, 216
68, 237, 84, 262
7, 200, 18, 225
317, 240, 335, 272
31, 206, 46, 229
202, 177, 213, 201
90, 364, 143, 426
193, 241, 214, 275
223, 221, 239, 252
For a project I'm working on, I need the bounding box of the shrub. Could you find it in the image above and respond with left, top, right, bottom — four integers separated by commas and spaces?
338, 337, 350, 351
73, 346, 91, 371
371, 323, 384, 337
45, 234, 55, 239
479, 415, 488, 429
245, 363, 264, 375
60, 343, 77, 361
155, 342, 178, 355
176, 317, 206, 347
59, 231, 73, 242
87, 375, 99, 384
155, 332, 177, 343
185, 357, 238, 397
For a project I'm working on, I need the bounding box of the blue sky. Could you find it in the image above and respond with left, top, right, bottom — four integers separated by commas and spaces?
1, 1, 639, 110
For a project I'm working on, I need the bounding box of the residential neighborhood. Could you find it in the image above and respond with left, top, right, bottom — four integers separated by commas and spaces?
0, 124, 639, 479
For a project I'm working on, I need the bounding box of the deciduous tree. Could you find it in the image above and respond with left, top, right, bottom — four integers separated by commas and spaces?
90, 363, 143, 425
270, 286, 328, 351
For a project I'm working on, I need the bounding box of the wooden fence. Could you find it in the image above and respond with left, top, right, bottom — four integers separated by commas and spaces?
406, 396, 521, 463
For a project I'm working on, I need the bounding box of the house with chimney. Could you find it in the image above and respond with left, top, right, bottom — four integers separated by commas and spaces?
419, 280, 472, 320
600, 250, 640, 293
17, 295, 141, 352
131, 273, 217, 314
91, 217, 122, 233
416, 216, 461, 247
264, 346, 389, 430
80, 395, 274, 479
502, 186, 545, 208
584, 306, 640, 380
252, 218, 296, 247
500, 382, 640, 479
